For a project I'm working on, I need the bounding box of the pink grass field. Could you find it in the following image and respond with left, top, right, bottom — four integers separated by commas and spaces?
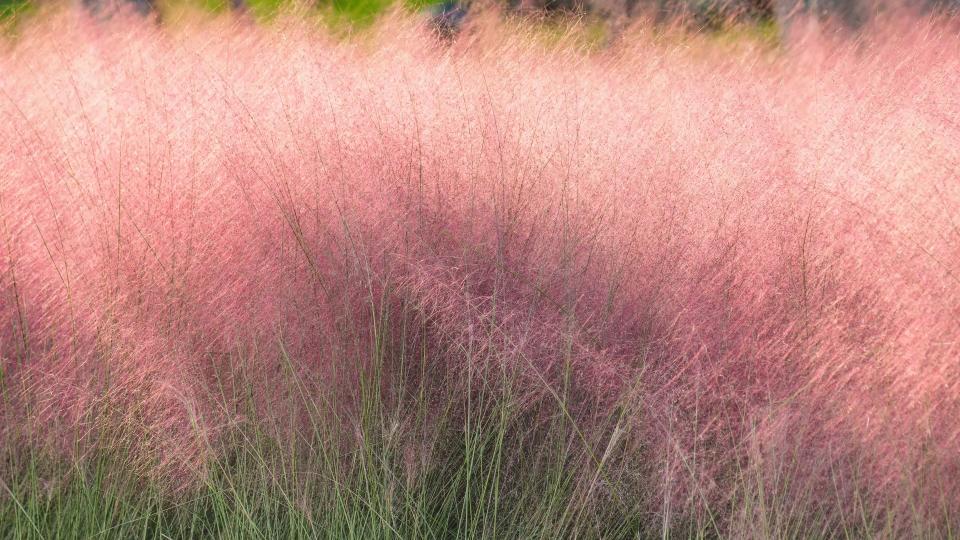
1, 8, 960, 533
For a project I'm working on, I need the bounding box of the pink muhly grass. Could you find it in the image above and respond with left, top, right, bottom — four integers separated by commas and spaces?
0, 8, 959, 532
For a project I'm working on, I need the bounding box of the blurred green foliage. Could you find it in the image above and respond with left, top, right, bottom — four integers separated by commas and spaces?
0, 0, 784, 47
0, 0, 33, 23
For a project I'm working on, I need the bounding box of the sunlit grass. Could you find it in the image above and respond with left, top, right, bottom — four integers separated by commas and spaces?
1, 8, 959, 539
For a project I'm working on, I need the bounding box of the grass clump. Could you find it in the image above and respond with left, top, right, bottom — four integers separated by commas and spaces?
2, 9, 960, 539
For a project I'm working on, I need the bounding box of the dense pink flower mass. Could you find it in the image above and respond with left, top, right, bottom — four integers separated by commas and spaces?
1, 10, 959, 533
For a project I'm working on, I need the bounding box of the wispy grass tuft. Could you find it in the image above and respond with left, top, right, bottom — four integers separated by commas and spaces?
1, 9, 959, 538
